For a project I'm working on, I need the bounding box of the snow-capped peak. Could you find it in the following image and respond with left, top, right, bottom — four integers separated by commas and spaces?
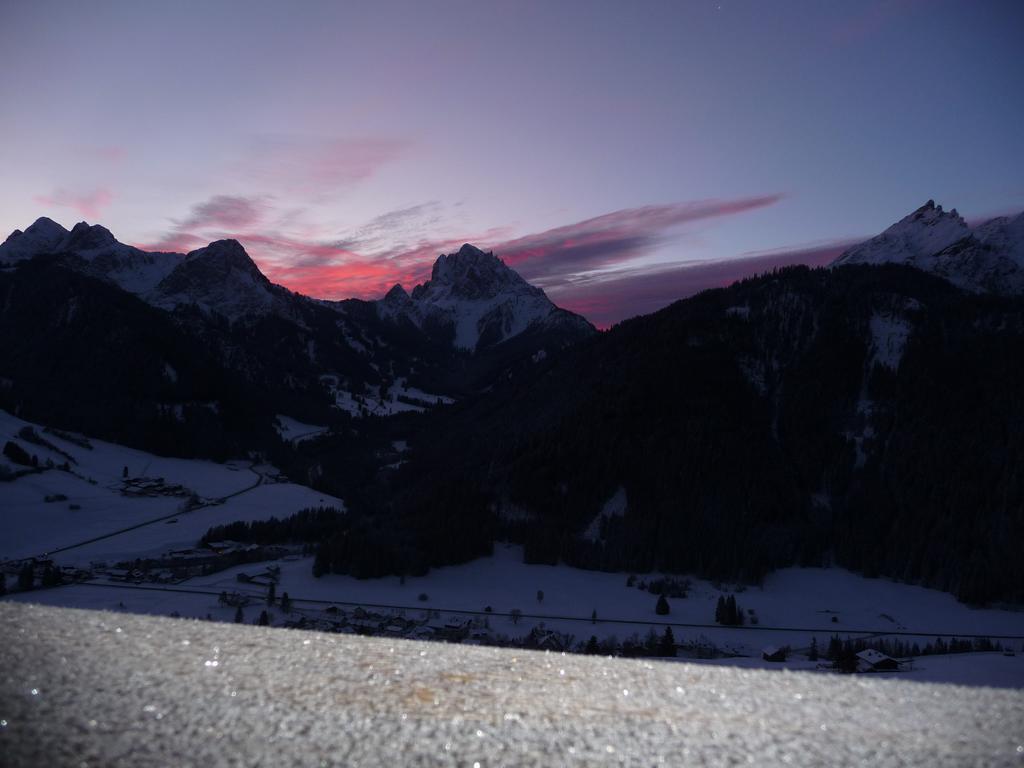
412, 244, 544, 303
834, 200, 971, 268
61, 221, 118, 252
0, 217, 70, 263
149, 239, 285, 319
377, 244, 592, 352
833, 201, 1024, 295
0, 217, 183, 293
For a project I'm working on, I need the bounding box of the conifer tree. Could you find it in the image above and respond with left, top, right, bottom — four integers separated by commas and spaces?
827, 635, 842, 662
258, 610, 270, 626
280, 592, 292, 613
267, 581, 276, 606
585, 636, 599, 654
234, 605, 244, 624
808, 637, 819, 661
17, 563, 33, 591
659, 626, 677, 657
655, 594, 670, 615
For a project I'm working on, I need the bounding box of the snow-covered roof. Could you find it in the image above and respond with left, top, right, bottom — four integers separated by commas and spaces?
856, 649, 894, 664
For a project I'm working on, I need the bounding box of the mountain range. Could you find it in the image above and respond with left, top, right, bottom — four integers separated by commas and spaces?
2, 201, 1022, 604
0, 220, 593, 457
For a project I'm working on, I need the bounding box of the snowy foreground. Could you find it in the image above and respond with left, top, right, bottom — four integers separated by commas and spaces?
3, 408, 1023, 689
2, 601, 1022, 767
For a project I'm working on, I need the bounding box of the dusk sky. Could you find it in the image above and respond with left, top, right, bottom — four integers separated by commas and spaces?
2, 0, 1022, 326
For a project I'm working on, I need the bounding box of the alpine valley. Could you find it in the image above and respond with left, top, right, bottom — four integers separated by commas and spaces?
2, 200, 1023, 619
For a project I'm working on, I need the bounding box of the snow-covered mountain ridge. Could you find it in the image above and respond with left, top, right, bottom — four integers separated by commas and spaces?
0, 219, 592, 351
0, 218, 293, 319
833, 200, 1024, 294
0, 218, 182, 294
376, 243, 593, 351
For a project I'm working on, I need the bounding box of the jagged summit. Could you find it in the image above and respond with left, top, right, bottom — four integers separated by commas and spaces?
0, 217, 281, 316
832, 200, 1024, 295
833, 200, 971, 268
412, 244, 542, 303
378, 243, 593, 352
62, 221, 118, 251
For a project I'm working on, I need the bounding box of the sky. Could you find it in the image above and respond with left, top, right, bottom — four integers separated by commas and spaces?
1, 0, 1022, 326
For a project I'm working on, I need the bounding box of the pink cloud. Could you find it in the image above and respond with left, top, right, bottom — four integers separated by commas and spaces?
135, 192, 831, 326
269, 196, 784, 301
34, 188, 113, 220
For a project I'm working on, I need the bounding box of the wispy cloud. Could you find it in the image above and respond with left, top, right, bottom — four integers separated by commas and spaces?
547, 240, 856, 328
135, 191, 839, 326
137, 195, 268, 253
33, 188, 113, 220
232, 135, 409, 197
488, 195, 785, 287
173, 195, 268, 231
230, 195, 784, 304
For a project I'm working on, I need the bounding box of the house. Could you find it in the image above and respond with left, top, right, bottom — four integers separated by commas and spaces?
856, 649, 900, 672
762, 646, 788, 662
533, 631, 571, 652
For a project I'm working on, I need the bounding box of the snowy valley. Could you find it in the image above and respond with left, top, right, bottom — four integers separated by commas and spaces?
3, 409, 1022, 689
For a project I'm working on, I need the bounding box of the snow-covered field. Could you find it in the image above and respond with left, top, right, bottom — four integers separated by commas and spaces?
10, 543, 1024, 688
0, 410, 343, 565
3, 409, 1022, 689
274, 415, 329, 444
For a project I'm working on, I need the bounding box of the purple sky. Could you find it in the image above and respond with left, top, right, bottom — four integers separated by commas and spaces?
2, 0, 1022, 326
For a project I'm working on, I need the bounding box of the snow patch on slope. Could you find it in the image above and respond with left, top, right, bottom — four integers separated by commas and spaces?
583, 486, 628, 543
274, 415, 329, 444
868, 311, 911, 370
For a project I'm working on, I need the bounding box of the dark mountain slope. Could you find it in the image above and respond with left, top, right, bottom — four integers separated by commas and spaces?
0, 258, 277, 459
0, 226, 593, 459
367, 264, 1024, 602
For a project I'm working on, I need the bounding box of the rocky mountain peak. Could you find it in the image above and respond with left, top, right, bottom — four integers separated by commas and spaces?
414, 244, 541, 302
0, 217, 69, 262
383, 283, 411, 304
833, 201, 1024, 295
62, 222, 117, 251
183, 239, 267, 282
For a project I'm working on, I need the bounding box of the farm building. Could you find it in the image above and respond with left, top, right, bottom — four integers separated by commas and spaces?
857, 649, 900, 672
